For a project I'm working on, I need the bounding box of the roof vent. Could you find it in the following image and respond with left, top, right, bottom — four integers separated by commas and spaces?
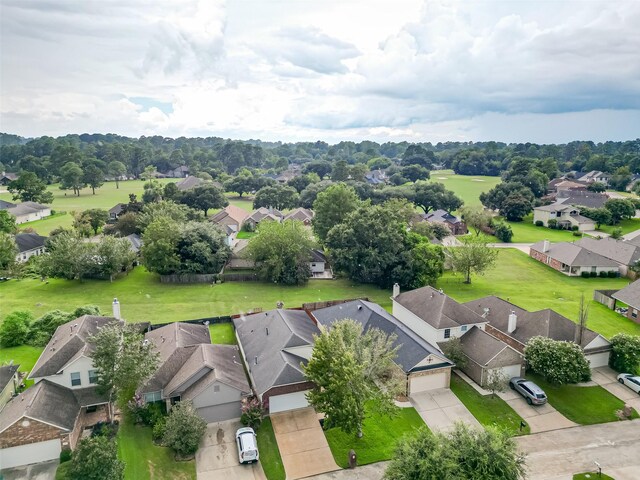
254, 356, 258, 365
482, 308, 490, 318
357, 305, 362, 310
266, 327, 269, 336
161, 335, 165, 343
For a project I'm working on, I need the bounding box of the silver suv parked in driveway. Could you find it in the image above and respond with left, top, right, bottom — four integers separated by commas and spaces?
509, 377, 547, 405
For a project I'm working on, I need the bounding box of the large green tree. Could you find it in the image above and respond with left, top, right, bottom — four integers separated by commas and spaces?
446, 237, 498, 284
524, 337, 591, 384
0, 310, 33, 348
604, 198, 635, 224
312, 183, 361, 243
107, 160, 127, 189
67, 435, 124, 480
413, 182, 463, 214
460, 205, 493, 236
8, 172, 54, 203
0, 232, 17, 273
179, 184, 228, 216
253, 184, 299, 210
303, 319, 401, 436
59, 162, 86, 196
83, 164, 105, 195
0, 210, 17, 234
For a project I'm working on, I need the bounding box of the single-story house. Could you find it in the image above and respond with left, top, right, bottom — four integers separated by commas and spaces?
552, 180, 588, 193
15, 233, 47, 262
166, 166, 190, 178
0, 364, 20, 412
226, 239, 255, 270
0, 172, 18, 185
0, 200, 51, 224
463, 296, 612, 368
108, 203, 126, 221
577, 170, 610, 185
422, 209, 468, 235
530, 240, 621, 277
125, 233, 143, 255
175, 176, 203, 191
612, 280, 640, 323
211, 205, 250, 246
309, 249, 328, 275
311, 300, 454, 394
364, 169, 387, 185
574, 237, 640, 278
556, 191, 609, 209
0, 380, 109, 469
532, 203, 596, 231
244, 207, 284, 230
283, 208, 314, 225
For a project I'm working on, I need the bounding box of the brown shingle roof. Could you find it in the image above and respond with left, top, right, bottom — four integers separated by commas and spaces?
211, 205, 250, 226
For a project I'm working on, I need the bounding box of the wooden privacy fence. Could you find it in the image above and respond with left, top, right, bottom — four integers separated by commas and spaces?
593, 289, 618, 310
302, 297, 369, 311
159, 274, 218, 284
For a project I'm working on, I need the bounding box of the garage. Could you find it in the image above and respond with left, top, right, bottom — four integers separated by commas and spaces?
488, 364, 522, 382
0, 439, 61, 469
196, 401, 241, 423
409, 371, 448, 394
269, 391, 310, 414
586, 352, 610, 368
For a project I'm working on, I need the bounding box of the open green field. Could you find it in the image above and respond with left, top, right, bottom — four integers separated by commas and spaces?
598, 218, 640, 235
0, 268, 391, 324
440, 249, 638, 339
429, 170, 501, 207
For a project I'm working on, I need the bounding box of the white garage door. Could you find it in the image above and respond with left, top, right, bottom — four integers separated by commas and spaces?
586, 352, 610, 368
490, 364, 522, 381
269, 391, 310, 414
0, 439, 61, 469
409, 372, 448, 393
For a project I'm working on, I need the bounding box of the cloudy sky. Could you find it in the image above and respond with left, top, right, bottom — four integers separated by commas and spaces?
1, 0, 639, 143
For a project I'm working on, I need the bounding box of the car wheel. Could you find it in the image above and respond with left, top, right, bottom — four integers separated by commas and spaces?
619, 378, 625, 384
526, 397, 532, 405
509, 382, 515, 390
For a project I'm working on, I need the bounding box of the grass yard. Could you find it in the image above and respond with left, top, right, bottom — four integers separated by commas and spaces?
256, 417, 286, 480
324, 406, 424, 468
227, 195, 255, 212
528, 374, 639, 425
449, 374, 530, 436
20, 212, 73, 235
117, 417, 196, 480
0, 344, 43, 386
236, 230, 256, 239
0, 268, 391, 324
503, 215, 580, 243
597, 218, 640, 235
440, 249, 639, 339
574, 473, 615, 480
209, 322, 236, 344
429, 170, 501, 207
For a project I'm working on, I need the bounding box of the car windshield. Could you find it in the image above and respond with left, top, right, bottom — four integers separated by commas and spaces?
535, 394, 546, 399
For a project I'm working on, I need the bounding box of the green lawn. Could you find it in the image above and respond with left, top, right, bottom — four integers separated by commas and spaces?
0, 344, 43, 386
574, 473, 615, 480
227, 195, 255, 212
449, 374, 530, 436
324, 406, 424, 468
503, 214, 581, 243
117, 417, 196, 480
209, 322, 236, 344
528, 374, 639, 425
20, 212, 73, 235
236, 230, 256, 239
429, 170, 501, 207
256, 417, 286, 480
0, 267, 391, 324
440, 249, 638, 339
597, 218, 640, 235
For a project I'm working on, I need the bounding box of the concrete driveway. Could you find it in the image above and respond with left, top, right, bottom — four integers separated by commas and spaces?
591, 366, 640, 411
498, 389, 576, 433
196, 419, 266, 480
410, 388, 481, 432
0, 460, 58, 480
271, 407, 339, 480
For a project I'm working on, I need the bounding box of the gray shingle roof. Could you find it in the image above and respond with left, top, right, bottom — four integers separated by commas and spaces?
575, 237, 640, 266
556, 191, 608, 209
530, 241, 620, 268
176, 176, 203, 191
455, 326, 521, 366
15, 233, 47, 253
233, 309, 319, 396
394, 286, 487, 329
311, 300, 451, 373
284, 208, 314, 222
425, 209, 463, 225
29, 316, 120, 379
4, 201, 50, 217
109, 203, 126, 215
0, 364, 19, 392
612, 281, 640, 309
0, 380, 80, 434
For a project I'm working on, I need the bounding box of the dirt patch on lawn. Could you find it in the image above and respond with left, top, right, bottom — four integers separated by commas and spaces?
471, 179, 485, 182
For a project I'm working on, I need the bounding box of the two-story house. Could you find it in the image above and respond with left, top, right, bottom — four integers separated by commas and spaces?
532, 202, 596, 231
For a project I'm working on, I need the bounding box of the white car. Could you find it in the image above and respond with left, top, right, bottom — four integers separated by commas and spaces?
617, 373, 640, 394
236, 427, 259, 464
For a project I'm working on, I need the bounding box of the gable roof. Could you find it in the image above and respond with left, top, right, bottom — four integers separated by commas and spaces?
0, 364, 19, 392
534, 202, 576, 213
211, 205, 250, 225
456, 326, 521, 366
393, 286, 487, 329
247, 207, 284, 223
15, 233, 47, 253
284, 208, 314, 222
175, 176, 203, 191
233, 309, 319, 396
1, 172, 18, 181
0, 199, 17, 209
29, 316, 120, 379
612, 281, 640, 309
425, 209, 463, 225
462, 296, 601, 348
4, 201, 50, 217
125, 233, 143, 253
530, 241, 619, 267
310, 249, 327, 263
574, 237, 640, 266
556, 191, 609, 209
311, 300, 451, 373
109, 203, 126, 215
0, 380, 80, 434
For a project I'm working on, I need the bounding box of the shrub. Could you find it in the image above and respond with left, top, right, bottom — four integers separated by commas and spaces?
440, 337, 468, 369
607, 270, 618, 278
91, 421, 119, 439
535, 220, 544, 227
547, 219, 557, 229
152, 417, 167, 444
493, 222, 513, 243
162, 402, 206, 458
571, 225, 579, 231
589, 271, 597, 277
609, 334, 640, 373
60, 449, 72, 463
599, 271, 608, 277
128, 396, 166, 426
580, 272, 590, 278
67, 435, 124, 480
240, 396, 263, 431
572, 231, 582, 237
0, 310, 33, 347
28, 309, 72, 346
524, 336, 591, 384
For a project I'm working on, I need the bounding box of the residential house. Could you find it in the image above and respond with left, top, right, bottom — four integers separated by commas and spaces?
0, 380, 109, 469
463, 296, 612, 367
556, 190, 609, 209
311, 300, 454, 394
140, 323, 250, 422
226, 239, 255, 270
284, 207, 314, 225
422, 209, 468, 235
577, 170, 610, 185
309, 249, 330, 277
15, 233, 47, 262
364, 169, 387, 185
574, 237, 640, 277
612, 280, 640, 323
167, 166, 190, 178
532, 203, 596, 231
175, 176, 203, 191
125, 233, 143, 256
553, 180, 588, 193
108, 203, 126, 221
0, 364, 20, 412
0, 172, 18, 185
530, 240, 621, 277
0, 200, 51, 224
243, 207, 284, 230
210, 205, 250, 246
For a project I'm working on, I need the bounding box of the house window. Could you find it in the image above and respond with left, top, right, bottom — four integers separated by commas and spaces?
461, 325, 468, 332
143, 391, 162, 403
70, 372, 81, 387
88, 370, 99, 384
444, 328, 451, 339
213, 385, 220, 393
633, 309, 638, 319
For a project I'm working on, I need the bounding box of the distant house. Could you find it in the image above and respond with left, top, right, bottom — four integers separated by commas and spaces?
364, 169, 387, 185
125, 233, 143, 255
556, 190, 609, 209
0, 364, 20, 412
275, 170, 298, 184
577, 170, 610, 185
574, 237, 640, 277
422, 209, 468, 235
530, 240, 620, 277
175, 176, 204, 191
553, 180, 589, 193
108, 203, 126, 221
309, 249, 330, 277
0, 172, 18, 186
532, 203, 596, 231
226, 239, 255, 270
15, 232, 47, 262
244, 207, 284, 230
0, 200, 51, 224
166, 166, 190, 178
612, 280, 640, 323
284, 207, 314, 225
210, 205, 250, 246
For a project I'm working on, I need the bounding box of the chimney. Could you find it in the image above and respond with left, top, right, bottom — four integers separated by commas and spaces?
507, 310, 517, 334
542, 239, 550, 253
482, 307, 490, 318
392, 283, 400, 298
112, 298, 121, 320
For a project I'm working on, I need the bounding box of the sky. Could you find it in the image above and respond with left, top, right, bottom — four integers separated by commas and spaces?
1, 0, 639, 144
